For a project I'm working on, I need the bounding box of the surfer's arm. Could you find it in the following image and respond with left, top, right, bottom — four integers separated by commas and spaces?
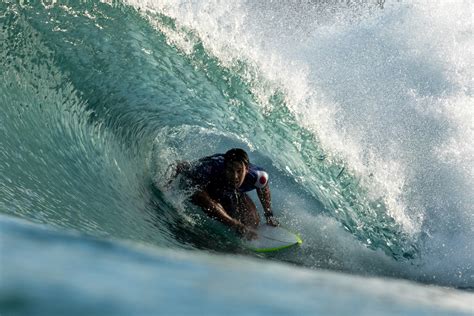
191, 190, 249, 234
166, 161, 191, 187
175, 161, 191, 176
256, 186, 279, 226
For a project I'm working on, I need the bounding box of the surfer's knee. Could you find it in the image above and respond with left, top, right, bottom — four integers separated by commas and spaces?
239, 194, 259, 227
242, 194, 256, 212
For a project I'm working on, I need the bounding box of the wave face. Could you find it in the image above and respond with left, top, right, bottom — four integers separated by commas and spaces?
2, 215, 473, 316
1, 0, 472, 290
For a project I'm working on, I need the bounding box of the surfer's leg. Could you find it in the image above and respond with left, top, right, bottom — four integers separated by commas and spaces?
215, 190, 259, 228
235, 193, 260, 228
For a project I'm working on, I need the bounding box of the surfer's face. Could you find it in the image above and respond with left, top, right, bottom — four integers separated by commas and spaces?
224, 161, 247, 188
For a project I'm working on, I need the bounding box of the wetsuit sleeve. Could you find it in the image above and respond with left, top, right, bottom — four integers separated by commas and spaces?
253, 169, 269, 189
239, 164, 269, 192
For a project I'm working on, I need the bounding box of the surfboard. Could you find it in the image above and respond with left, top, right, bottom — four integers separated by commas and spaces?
244, 225, 302, 253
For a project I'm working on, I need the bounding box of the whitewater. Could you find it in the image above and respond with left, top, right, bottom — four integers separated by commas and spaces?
0, 1, 473, 315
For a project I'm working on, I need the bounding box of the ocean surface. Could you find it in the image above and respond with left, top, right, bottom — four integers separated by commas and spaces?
1, 1, 473, 315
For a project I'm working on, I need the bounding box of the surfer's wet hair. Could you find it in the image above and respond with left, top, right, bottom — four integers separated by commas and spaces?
224, 148, 249, 166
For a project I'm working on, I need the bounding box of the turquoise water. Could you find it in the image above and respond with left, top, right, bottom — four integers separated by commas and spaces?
1, 1, 473, 314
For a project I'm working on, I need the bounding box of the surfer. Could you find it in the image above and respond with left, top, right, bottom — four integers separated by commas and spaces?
173, 148, 279, 238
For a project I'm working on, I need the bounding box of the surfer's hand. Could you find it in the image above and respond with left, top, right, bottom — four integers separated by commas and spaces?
265, 215, 279, 227
243, 227, 258, 240
237, 224, 258, 240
